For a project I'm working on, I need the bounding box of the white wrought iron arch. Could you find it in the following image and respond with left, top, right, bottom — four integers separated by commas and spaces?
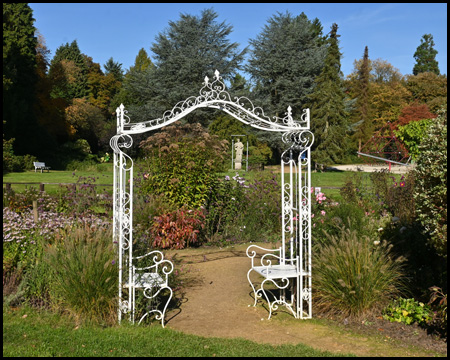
110, 69, 314, 324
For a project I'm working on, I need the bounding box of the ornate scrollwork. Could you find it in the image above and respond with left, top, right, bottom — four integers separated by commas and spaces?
117, 70, 310, 134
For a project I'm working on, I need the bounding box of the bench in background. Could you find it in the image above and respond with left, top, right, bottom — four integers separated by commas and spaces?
33, 162, 51, 173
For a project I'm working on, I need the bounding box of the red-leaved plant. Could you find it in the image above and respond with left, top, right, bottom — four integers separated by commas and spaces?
151, 208, 205, 249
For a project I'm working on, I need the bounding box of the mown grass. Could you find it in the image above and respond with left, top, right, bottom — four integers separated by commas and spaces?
3, 165, 400, 202
3, 305, 353, 357
3, 168, 114, 195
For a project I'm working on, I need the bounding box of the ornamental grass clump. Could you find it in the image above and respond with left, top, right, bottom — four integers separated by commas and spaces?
313, 226, 406, 319
44, 224, 118, 326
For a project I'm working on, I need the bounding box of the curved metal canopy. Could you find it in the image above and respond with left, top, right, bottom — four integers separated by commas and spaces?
116, 70, 310, 135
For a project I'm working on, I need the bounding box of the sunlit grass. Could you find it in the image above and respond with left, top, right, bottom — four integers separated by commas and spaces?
3, 305, 352, 357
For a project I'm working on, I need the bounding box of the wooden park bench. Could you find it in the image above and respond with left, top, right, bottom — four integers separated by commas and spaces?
33, 161, 51, 173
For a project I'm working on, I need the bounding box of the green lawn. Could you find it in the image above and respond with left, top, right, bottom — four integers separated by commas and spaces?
3, 166, 400, 201
3, 305, 352, 357
3, 169, 114, 195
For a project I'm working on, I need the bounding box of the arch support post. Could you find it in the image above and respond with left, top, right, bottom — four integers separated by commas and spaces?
111, 104, 134, 324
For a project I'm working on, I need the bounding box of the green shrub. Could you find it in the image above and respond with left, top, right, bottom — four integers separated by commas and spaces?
313, 226, 406, 318
240, 172, 281, 242
3, 137, 37, 172
204, 172, 281, 245
203, 173, 247, 242
44, 224, 118, 325
394, 118, 432, 160
382, 298, 433, 326
139, 123, 228, 208
412, 108, 447, 258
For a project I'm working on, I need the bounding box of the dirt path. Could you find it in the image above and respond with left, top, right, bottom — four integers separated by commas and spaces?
164, 245, 443, 357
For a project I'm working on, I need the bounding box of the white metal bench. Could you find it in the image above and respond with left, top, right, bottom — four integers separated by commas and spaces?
123, 250, 173, 327
33, 161, 51, 173
247, 245, 310, 319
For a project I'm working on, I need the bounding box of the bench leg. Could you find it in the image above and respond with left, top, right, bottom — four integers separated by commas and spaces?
257, 278, 298, 319
247, 268, 259, 307
138, 286, 173, 327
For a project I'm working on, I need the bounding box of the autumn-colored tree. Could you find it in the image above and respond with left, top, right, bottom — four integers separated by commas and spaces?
396, 102, 436, 127
370, 81, 411, 130
405, 72, 447, 113
371, 59, 403, 83
85, 57, 121, 112
64, 98, 107, 153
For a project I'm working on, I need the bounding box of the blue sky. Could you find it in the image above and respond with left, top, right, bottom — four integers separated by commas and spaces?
29, 3, 447, 78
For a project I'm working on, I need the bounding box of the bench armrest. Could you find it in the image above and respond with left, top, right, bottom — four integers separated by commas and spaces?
246, 244, 282, 268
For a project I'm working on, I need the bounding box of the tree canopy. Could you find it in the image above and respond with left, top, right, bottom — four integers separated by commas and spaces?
413, 34, 440, 76
307, 23, 348, 165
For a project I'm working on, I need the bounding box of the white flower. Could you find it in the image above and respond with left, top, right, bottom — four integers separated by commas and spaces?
373, 240, 380, 246
377, 227, 383, 232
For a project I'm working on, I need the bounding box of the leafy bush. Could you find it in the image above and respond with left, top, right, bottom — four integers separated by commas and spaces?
412, 108, 447, 258
3, 137, 37, 172
150, 207, 206, 249
428, 286, 447, 337
44, 224, 117, 325
203, 173, 247, 242
313, 226, 406, 318
394, 118, 432, 160
139, 123, 228, 208
339, 172, 383, 216
204, 172, 281, 245
370, 171, 416, 224
241, 172, 281, 242
382, 298, 433, 326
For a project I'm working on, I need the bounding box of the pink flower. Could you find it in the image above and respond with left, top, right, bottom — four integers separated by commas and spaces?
321, 210, 326, 216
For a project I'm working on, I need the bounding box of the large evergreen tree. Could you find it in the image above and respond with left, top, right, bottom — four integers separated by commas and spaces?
48, 40, 89, 101
103, 57, 124, 82
352, 46, 373, 152
3, 3, 52, 156
307, 23, 348, 166
148, 8, 247, 123
413, 34, 440, 75
246, 11, 326, 117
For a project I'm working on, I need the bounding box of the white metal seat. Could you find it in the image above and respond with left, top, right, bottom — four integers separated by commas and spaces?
132, 272, 166, 288
253, 264, 298, 279
247, 244, 311, 319
123, 250, 173, 327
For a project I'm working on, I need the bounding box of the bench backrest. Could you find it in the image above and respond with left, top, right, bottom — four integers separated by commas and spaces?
34, 162, 46, 167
